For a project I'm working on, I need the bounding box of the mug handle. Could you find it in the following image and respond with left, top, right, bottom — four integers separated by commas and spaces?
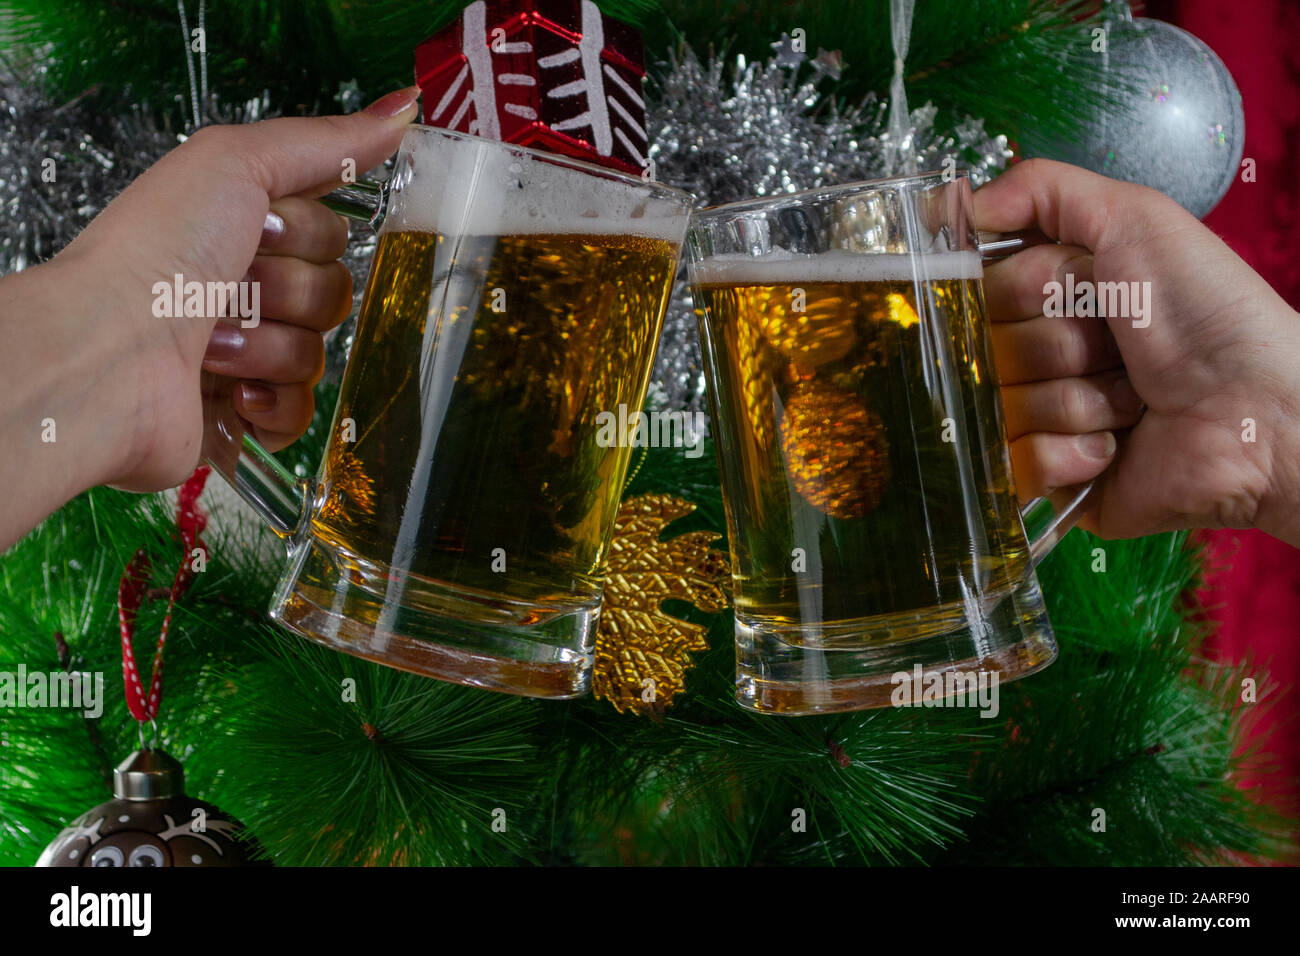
199, 179, 388, 541
976, 227, 1053, 261
976, 228, 1101, 567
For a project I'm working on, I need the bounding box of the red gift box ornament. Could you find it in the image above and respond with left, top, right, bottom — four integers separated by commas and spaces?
414, 0, 649, 176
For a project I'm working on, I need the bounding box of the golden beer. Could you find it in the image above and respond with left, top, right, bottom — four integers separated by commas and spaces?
688, 171, 1071, 714
694, 253, 1029, 649
206, 124, 693, 700
311, 228, 677, 631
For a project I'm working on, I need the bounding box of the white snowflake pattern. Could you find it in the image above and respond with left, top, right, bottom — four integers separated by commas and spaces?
156, 813, 239, 856
58, 813, 105, 848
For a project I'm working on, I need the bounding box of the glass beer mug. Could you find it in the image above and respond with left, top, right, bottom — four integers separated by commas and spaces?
202, 125, 693, 698
686, 170, 1092, 715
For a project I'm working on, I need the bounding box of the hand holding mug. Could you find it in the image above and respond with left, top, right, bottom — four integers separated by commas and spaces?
977, 159, 1300, 547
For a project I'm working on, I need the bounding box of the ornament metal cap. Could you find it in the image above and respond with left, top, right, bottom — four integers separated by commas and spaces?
113, 749, 184, 802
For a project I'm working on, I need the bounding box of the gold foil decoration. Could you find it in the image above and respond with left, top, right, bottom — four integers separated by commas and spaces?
779, 381, 891, 520
320, 444, 376, 522
593, 494, 731, 715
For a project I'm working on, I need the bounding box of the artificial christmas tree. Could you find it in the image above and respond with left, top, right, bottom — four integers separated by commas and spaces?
0, 0, 1288, 867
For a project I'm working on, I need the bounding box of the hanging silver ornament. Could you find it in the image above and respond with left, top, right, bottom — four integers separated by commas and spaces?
1029, 10, 1244, 219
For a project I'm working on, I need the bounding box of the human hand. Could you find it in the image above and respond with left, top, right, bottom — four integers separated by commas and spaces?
975, 158, 1300, 546
55, 86, 420, 493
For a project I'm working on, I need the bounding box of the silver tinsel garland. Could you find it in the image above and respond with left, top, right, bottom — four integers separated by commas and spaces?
0, 64, 177, 274
0, 59, 372, 385
0, 60, 279, 274
645, 46, 1011, 413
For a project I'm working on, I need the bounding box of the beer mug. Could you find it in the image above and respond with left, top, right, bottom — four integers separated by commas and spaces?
685, 170, 1093, 715
202, 125, 693, 698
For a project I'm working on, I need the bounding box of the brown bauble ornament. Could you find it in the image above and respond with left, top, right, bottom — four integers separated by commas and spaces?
779, 382, 891, 519
35, 749, 266, 868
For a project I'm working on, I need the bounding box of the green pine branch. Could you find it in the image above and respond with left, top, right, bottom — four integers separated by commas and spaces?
1, 438, 1294, 867
0, 484, 282, 863
651, 0, 1128, 151
0, 0, 351, 118
191, 632, 546, 866
4, 0, 1127, 158
936, 530, 1292, 865
0, 0, 661, 120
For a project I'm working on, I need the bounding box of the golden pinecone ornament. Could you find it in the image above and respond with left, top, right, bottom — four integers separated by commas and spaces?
760, 293, 858, 368
779, 382, 891, 520
320, 444, 376, 523
593, 494, 731, 716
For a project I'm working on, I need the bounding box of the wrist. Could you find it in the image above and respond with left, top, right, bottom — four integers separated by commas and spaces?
0, 254, 142, 547
31, 252, 147, 491
1253, 310, 1300, 547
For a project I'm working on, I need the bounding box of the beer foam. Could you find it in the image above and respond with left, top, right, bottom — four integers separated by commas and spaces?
383, 130, 688, 242
691, 250, 984, 285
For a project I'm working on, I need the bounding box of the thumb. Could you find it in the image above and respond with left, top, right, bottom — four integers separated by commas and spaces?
972, 158, 1194, 255
203, 86, 421, 200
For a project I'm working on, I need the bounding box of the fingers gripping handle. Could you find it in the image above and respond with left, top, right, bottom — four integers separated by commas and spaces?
199, 180, 388, 541
200, 373, 307, 538
975, 227, 1098, 562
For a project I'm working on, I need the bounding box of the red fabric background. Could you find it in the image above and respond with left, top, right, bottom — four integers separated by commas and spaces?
1148, 0, 1300, 846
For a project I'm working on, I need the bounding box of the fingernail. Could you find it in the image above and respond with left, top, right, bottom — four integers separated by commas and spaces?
1079, 431, 1117, 460
262, 211, 285, 243
204, 325, 245, 362
239, 382, 277, 413
363, 86, 420, 119
1109, 376, 1144, 415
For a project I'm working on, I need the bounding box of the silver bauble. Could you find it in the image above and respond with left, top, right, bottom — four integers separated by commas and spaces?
1032, 16, 1244, 219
